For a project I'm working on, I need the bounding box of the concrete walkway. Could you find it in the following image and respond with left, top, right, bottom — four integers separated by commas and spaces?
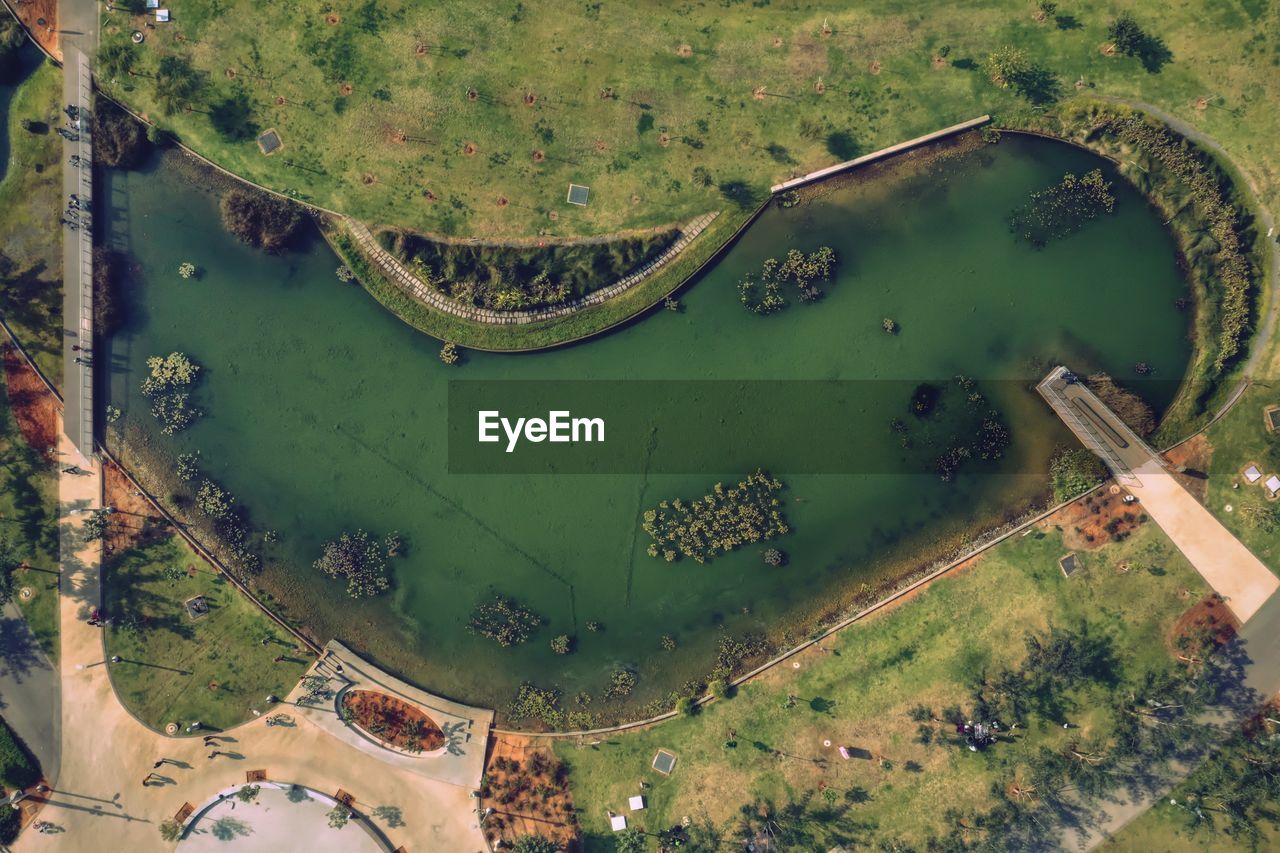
1038, 366, 1280, 623
13, 430, 488, 851
59, 44, 93, 459
0, 600, 60, 784
293, 641, 493, 789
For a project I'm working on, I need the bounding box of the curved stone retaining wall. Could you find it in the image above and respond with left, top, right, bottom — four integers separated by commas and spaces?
346, 212, 719, 326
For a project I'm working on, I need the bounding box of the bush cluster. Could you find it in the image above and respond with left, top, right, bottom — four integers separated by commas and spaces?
643, 470, 789, 563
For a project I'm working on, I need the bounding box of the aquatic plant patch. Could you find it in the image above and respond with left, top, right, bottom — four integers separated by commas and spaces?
1008, 169, 1115, 247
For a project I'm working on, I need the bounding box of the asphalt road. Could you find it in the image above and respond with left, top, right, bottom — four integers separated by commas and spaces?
0, 601, 60, 784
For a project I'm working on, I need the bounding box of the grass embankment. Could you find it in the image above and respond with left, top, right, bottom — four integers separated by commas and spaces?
555, 519, 1207, 849
102, 535, 311, 732
326, 209, 749, 350
0, 362, 59, 659
94, 1, 1280, 241
0, 55, 62, 386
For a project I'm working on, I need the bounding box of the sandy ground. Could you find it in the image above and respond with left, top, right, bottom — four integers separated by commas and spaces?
481, 734, 578, 850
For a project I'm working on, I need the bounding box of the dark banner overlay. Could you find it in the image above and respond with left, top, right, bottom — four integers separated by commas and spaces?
447, 379, 1180, 475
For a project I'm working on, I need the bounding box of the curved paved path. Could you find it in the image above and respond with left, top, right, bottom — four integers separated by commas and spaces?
13, 429, 487, 852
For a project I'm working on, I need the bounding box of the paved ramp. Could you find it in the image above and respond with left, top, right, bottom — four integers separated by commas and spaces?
1039, 367, 1279, 622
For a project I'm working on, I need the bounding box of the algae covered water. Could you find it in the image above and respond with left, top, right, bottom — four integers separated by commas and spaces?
101, 133, 1190, 713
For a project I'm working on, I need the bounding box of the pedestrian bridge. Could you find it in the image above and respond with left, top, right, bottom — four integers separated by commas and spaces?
1038, 366, 1279, 623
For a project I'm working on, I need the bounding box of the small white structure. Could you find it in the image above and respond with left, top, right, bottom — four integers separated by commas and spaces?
156, 8, 170, 21
628, 795, 646, 811
609, 813, 627, 832
1265, 475, 1280, 496
1244, 465, 1263, 484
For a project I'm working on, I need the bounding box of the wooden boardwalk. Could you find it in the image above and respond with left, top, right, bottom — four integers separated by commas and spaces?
1038, 366, 1279, 622
347, 211, 718, 326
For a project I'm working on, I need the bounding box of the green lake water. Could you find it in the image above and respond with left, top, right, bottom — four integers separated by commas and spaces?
101, 134, 1191, 715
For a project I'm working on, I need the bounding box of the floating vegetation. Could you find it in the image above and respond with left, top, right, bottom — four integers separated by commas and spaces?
468, 594, 543, 646
140, 352, 202, 434
643, 470, 789, 564
737, 247, 837, 314
1009, 169, 1115, 247
313, 529, 393, 599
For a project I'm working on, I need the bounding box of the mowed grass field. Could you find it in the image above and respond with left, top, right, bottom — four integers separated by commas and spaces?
554, 519, 1208, 848
102, 535, 311, 733
97, 0, 1280, 239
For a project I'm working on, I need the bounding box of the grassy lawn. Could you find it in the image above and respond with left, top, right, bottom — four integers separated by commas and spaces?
102, 535, 311, 733
0, 54, 63, 387
95, 0, 1280, 241
1188, 384, 1280, 573
0, 368, 59, 660
554, 519, 1208, 849
1108, 802, 1278, 852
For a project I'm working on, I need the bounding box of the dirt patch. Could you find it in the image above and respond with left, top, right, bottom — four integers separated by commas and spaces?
1163, 434, 1213, 503
676, 44, 693, 58
361, 173, 376, 185
10, 0, 59, 59
932, 55, 947, 70
224, 68, 237, 79
464, 143, 478, 156
1168, 594, 1238, 663
3, 345, 58, 455
531, 150, 545, 162
1195, 97, 1209, 111
752, 86, 768, 100
338, 83, 353, 96
466, 88, 479, 101
593, 139, 607, 152
481, 735, 578, 851
103, 460, 170, 552
868, 61, 882, 75
523, 92, 537, 107
340, 689, 445, 753
415, 42, 428, 56
1100, 42, 1118, 56
496, 196, 509, 207
388, 130, 406, 144
772, 36, 783, 48
658, 133, 670, 146
814, 79, 826, 94
274, 96, 287, 106
1052, 490, 1146, 551
324, 13, 340, 25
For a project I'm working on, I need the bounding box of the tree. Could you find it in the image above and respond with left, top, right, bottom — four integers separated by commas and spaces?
985, 46, 1030, 88
153, 55, 204, 115
209, 92, 258, 141
82, 510, 110, 541
314, 529, 392, 598
0, 534, 16, 605
219, 188, 305, 252
615, 827, 646, 853
158, 819, 183, 842
97, 43, 137, 83
1108, 14, 1147, 56
510, 835, 558, 853
94, 99, 151, 169
326, 805, 351, 829
235, 784, 260, 803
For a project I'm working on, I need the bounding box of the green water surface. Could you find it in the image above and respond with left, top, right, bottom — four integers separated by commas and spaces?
101, 134, 1190, 715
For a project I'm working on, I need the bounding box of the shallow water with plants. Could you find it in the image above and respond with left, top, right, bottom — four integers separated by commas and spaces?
101, 133, 1190, 719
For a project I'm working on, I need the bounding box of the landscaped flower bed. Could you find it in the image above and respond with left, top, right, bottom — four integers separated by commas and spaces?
340, 689, 444, 754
